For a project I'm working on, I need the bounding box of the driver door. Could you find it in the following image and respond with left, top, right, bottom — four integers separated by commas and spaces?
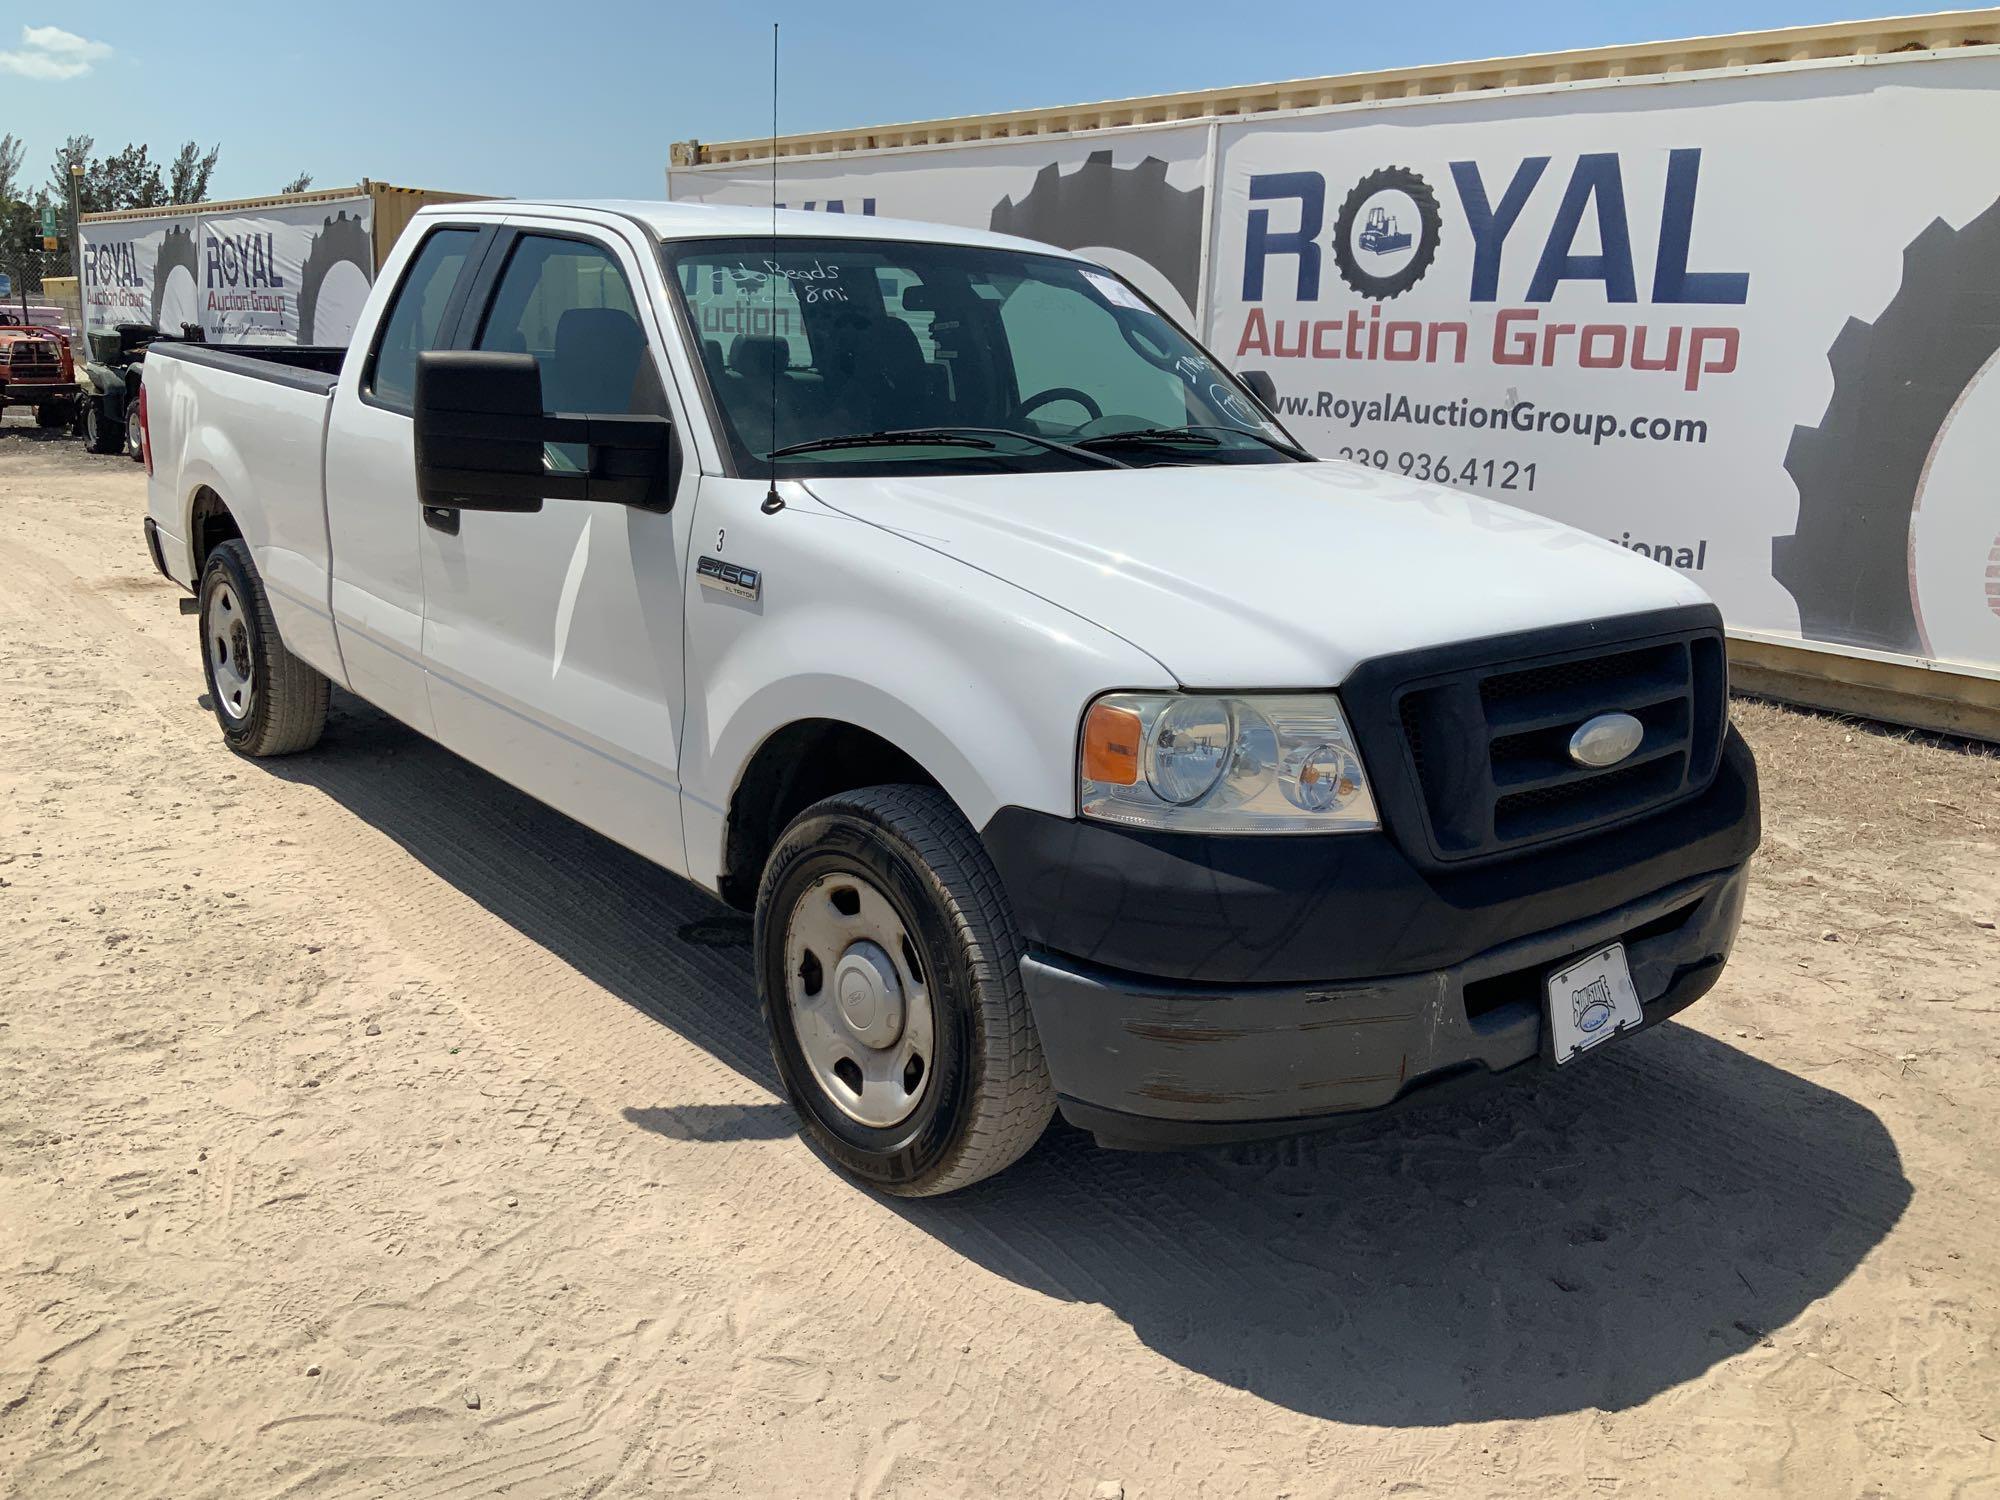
418, 220, 701, 874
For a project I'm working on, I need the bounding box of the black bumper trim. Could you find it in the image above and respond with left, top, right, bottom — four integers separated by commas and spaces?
141, 517, 174, 585
982, 724, 1758, 986
1021, 860, 1748, 1146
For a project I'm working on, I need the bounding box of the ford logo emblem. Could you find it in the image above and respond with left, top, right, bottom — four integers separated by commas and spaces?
1568, 712, 1645, 769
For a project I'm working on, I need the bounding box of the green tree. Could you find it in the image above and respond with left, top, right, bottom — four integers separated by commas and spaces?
45, 134, 92, 208
49, 137, 185, 214
93, 144, 166, 210
0, 133, 25, 205
3, 137, 48, 288
169, 141, 220, 204
279, 172, 313, 195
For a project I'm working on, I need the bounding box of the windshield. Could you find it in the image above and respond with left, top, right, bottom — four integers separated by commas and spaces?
662, 237, 1299, 477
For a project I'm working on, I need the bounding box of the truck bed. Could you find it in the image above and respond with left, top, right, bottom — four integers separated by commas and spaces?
143, 337, 346, 676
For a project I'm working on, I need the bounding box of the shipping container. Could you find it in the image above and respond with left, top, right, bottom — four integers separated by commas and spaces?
77, 181, 487, 347
668, 10, 2000, 738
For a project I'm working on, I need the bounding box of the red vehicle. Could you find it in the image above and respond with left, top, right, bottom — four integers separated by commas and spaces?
0, 312, 79, 427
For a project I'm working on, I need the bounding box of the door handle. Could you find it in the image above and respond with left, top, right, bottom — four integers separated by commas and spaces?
422, 505, 461, 536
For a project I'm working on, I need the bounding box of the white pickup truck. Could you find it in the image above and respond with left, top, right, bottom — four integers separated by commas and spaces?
142, 199, 1760, 1194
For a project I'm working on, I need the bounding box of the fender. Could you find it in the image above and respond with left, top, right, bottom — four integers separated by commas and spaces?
678, 501, 1170, 892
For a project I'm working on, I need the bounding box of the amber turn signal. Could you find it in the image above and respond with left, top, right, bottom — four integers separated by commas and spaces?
1082, 701, 1142, 786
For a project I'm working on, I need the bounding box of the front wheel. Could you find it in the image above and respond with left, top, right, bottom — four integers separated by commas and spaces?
756, 785, 1055, 1196
35, 400, 70, 429
82, 402, 122, 455
198, 539, 330, 757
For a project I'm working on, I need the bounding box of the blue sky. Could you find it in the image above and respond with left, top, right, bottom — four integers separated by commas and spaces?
0, 1, 1966, 201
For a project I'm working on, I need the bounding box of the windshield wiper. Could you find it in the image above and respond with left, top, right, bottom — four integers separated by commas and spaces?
769, 426, 1129, 467
1075, 425, 1313, 461
769, 428, 996, 457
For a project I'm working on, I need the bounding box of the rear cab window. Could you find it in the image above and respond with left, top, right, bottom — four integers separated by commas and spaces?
366, 227, 482, 412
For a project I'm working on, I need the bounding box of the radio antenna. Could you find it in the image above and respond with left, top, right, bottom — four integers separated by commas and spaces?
761, 21, 785, 515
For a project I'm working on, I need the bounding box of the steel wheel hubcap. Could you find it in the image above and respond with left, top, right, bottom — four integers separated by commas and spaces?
208, 582, 254, 721
784, 872, 934, 1128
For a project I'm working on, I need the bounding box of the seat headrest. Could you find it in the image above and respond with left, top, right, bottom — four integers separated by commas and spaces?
545, 305, 646, 414
553, 306, 643, 364
729, 334, 790, 382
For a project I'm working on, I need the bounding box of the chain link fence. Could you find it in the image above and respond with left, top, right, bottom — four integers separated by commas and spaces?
3, 244, 81, 332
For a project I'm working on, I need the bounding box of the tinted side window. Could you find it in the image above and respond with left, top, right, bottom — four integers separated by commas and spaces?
475, 235, 655, 416
369, 228, 479, 411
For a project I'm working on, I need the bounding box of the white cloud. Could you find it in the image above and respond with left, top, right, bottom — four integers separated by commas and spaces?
0, 24, 112, 80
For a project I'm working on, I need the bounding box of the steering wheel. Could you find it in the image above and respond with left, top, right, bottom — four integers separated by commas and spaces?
1010, 387, 1102, 426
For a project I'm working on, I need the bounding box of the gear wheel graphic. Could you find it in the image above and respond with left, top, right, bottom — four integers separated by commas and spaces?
297, 210, 373, 345
151, 222, 199, 331
1773, 196, 2000, 654
1331, 166, 1443, 301
989, 151, 1205, 316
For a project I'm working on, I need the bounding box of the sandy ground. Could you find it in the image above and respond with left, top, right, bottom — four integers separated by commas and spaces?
0, 412, 1996, 1500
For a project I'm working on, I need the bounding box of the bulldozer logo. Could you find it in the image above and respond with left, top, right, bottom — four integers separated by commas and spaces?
1331, 166, 1442, 301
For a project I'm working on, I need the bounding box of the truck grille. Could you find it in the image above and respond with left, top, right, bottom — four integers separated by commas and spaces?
4, 341, 62, 380
1386, 623, 1727, 861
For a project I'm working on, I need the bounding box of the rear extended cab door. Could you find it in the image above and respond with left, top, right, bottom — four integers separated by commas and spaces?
323, 217, 499, 733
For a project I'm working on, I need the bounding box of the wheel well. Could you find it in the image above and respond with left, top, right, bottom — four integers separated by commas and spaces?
719, 720, 942, 910
187, 488, 241, 575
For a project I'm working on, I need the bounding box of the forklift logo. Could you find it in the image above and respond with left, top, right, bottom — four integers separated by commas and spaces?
1331, 166, 1442, 301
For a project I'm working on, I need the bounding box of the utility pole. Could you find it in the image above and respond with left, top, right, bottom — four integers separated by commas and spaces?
68, 163, 84, 330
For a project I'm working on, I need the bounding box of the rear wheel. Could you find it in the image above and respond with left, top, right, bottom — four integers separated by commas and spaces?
197, 539, 329, 757
756, 785, 1054, 1196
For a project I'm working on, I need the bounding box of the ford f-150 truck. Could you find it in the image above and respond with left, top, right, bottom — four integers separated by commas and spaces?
142, 200, 1759, 1195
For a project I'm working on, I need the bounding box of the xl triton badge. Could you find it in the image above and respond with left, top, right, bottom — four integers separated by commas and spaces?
1568, 711, 1645, 769
697, 556, 761, 601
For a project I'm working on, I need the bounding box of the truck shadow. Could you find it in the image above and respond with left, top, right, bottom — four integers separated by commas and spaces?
267, 690, 1909, 1429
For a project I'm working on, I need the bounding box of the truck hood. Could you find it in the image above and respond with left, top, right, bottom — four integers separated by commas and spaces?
805, 462, 1713, 686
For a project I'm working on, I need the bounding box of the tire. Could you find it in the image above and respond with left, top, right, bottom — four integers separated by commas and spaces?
197, 539, 330, 757
83, 402, 122, 455
756, 785, 1055, 1196
35, 400, 68, 429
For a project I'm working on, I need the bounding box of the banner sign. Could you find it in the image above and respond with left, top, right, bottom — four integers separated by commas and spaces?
80, 195, 375, 347
1210, 55, 2000, 674
672, 52, 2000, 680
669, 127, 1213, 327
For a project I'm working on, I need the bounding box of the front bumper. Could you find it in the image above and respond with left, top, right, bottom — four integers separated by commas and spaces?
988, 724, 1759, 1148
1025, 859, 1747, 1148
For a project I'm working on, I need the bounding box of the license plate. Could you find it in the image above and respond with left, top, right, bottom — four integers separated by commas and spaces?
1546, 943, 1644, 1065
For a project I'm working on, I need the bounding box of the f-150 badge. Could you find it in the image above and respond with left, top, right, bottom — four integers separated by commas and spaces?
697, 556, 760, 601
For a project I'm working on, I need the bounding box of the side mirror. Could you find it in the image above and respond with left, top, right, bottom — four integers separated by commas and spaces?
1238, 369, 1279, 414
413, 350, 675, 513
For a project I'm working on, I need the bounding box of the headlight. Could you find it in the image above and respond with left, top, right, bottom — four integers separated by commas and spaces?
1079, 692, 1378, 834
